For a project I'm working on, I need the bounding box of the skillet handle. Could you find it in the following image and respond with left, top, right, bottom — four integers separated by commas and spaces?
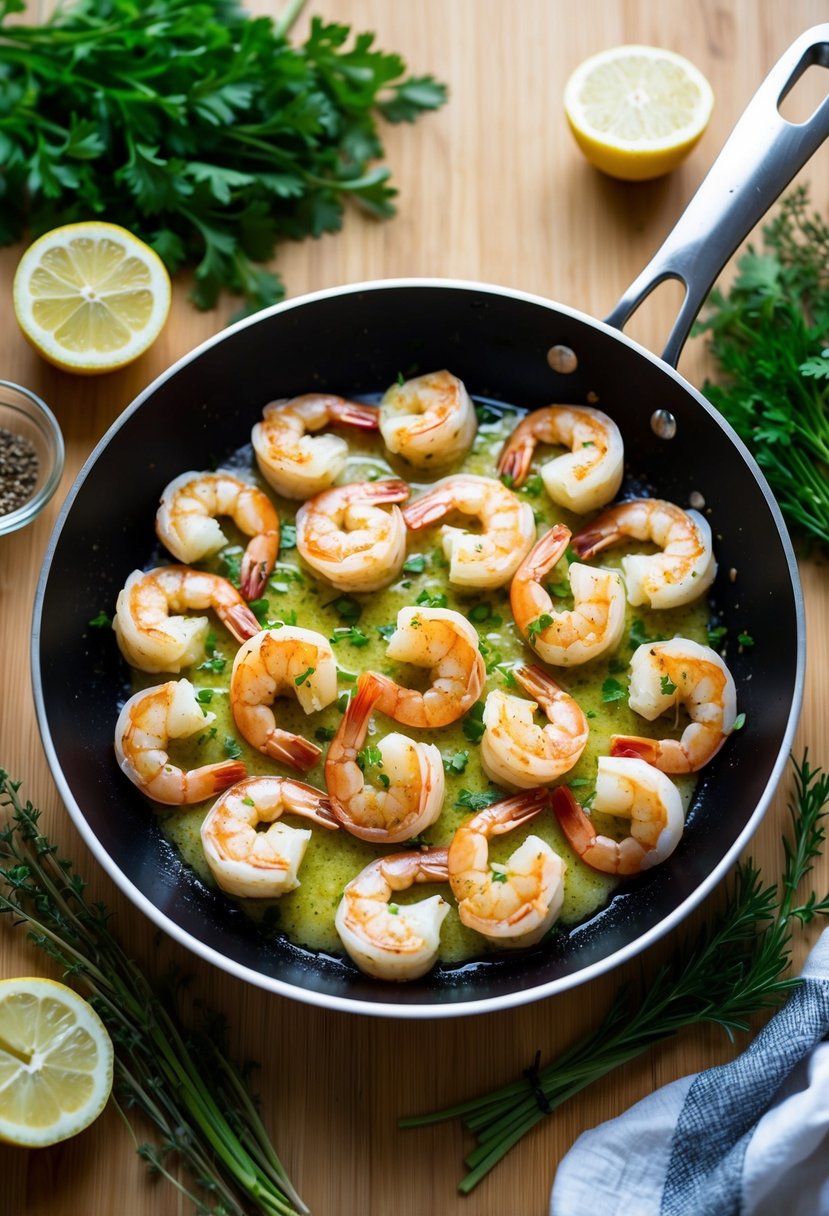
604, 24, 829, 368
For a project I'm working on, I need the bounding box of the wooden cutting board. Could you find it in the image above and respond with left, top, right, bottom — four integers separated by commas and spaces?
2, 3, 828, 1213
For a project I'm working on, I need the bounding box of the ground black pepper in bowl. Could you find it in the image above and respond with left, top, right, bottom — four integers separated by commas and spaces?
0, 425, 39, 515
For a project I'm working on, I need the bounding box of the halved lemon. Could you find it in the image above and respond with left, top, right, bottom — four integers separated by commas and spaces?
0, 977, 114, 1147
564, 45, 714, 181
13, 221, 171, 374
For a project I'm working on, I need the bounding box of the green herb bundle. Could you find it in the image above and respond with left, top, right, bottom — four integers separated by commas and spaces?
0, 771, 304, 1216
695, 186, 829, 546
401, 752, 829, 1193
0, 0, 446, 313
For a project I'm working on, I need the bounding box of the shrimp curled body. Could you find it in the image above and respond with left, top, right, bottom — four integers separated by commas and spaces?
571, 498, 716, 609
252, 393, 379, 500
510, 524, 626, 666
481, 664, 589, 790
325, 672, 445, 843
552, 757, 685, 875
114, 678, 246, 806
370, 607, 486, 729
230, 627, 338, 773
114, 566, 260, 674
200, 775, 338, 898
402, 474, 535, 589
611, 638, 737, 773
295, 479, 409, 592
448, 789, 565, 946
497, 404, 624, 513
379, 370, 477, 470
335, 849, 451, 981
155, 470, 280, 600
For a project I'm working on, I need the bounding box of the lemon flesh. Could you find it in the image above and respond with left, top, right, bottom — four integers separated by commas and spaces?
564, 46, 714, 181
0, 977, 114, 1147
13, 221, 171, 374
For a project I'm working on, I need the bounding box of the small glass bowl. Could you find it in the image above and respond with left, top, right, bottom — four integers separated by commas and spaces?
0, 380, 65, 537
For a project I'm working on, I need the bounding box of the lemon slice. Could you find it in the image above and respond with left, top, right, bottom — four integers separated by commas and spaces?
564, 46, 714, 181
0, 977, 114, 1147
13, 221, 171, 374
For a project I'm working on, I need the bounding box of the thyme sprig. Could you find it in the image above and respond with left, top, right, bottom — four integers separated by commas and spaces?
0, 770, 305, 1216
401, 751, 829, 1193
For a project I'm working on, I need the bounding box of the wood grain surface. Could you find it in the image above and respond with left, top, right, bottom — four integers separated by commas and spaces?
2, 3, 829, 1214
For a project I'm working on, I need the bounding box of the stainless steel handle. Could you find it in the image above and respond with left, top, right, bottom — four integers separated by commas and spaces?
605, 25, 829, 368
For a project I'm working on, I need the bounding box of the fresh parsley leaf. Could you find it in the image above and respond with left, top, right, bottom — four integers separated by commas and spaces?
403, 554, 427, 574
88, 610, 112, 628
461, 702, 486, 744
601, 677, 626, 703
455, 788, 500, 811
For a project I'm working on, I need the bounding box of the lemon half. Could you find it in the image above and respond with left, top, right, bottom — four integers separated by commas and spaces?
0, 977, 114, 1147
564, 45, 714, 181
13, 221, 171, 374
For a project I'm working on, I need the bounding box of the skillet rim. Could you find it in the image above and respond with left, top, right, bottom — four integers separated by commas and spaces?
30, 276, 806, 1019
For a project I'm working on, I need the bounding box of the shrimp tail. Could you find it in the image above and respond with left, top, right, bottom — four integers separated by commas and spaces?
265, 730, 322, 774
496, 435, 534, 488
282, 778, 341, 829
327, 401, 380, 430
201, 760, 249, 795
361, 478, 411, 505
611, 733, 706, 774
521, 524, 572, 579
380, 847, 450, 887
610, 735, 661, 763
401, 491, 450, 531
240, 531, 280, 600
488, 786, 551, 834
569, 521, 618, 560
222, 601, 264, 643
512, 663, 565, 707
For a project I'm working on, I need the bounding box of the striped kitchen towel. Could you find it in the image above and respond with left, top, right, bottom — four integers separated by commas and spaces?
551, 928, 829, 1216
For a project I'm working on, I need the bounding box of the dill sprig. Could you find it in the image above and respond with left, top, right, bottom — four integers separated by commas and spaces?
0, 770, 306, 1216
401, 751, 829, 1194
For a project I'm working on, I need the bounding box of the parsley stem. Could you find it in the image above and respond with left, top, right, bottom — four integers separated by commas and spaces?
273, 0, 308, 40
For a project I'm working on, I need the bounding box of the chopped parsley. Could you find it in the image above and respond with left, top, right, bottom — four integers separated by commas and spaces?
223, 737, 243, 759
403, 553, 427, 574
376, 623, 397, 640
444, 750, 469, 774
88, 610, 112, 629
331, 595, 362, 624
330, 626, 370, 648
527, 613, 554, 638
601, 677, 626, 703
660, 675, 678, 696
294, 666, 315, 686
455, 788, 500, 811
461, 702, 486, 744
415, 588, 448, 608
315, 726, 336, 742
279, 523, 297, 552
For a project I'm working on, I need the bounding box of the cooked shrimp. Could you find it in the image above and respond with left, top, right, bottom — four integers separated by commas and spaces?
497, 404, 624, 512
402, 474, 535, 589
481, 664, 589, 789
252, 393, 379, 500
155, 470, 280, 600
370, 607, 486, 728
610, 638, 738, 773
295, 478, 409, 592
230, 627, 338, 773
378, 369, 477, 469
114, 679, 246, 806
200, 775, 338, 898
447, 788, 565, 946
114, 566, 260, 674
335, 848, 450, 981
552, 756, 685, 875
325, 672, 444, 843
571, 498, 716, 609
510, 524, 626, 666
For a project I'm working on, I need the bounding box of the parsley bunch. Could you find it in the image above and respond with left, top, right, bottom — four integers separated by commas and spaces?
401, 752, 829, 1193
695, 186, 829, 546
0, 0, 446, 313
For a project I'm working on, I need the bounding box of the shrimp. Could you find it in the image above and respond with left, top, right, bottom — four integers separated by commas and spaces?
335, 849, 450, 981
200, 775, 338, 898
370, 607, 486, 728
230, 627, 338, 773
570, 497, 716, 609
114, 678, 246, 806
295, 478, 409, 593
155, 470, 280, 600
497, 404, 624, 513
552, 756, 685, 875
252, 393, 379, 500
325, 672, 445, 843
481, 664, 589, 789
610, 638, 738, 773
378, 369, 477, 470
510, 524, 626, 666
447, 788, 565, 946
114, 566, 260, 675
402, 474, 535, 589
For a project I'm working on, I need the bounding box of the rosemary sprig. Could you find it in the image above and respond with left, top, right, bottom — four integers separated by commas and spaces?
401, 751, 829, 1193
0, 770, 305, 1216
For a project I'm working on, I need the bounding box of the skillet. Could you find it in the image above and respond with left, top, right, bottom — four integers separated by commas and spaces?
33, 27, 829, 1016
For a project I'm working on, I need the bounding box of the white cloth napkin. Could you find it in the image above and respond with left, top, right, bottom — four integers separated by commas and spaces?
551, 928, 829, 1216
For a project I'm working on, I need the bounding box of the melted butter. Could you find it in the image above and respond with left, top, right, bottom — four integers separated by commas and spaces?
132, 399, 709, 967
